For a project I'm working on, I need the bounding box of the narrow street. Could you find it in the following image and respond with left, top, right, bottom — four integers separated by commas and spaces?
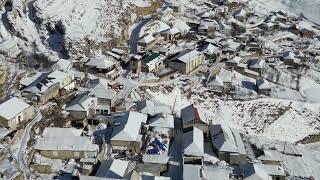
129, 17, 151, 55
163, 118, 183, 180
17, 109, 42, 179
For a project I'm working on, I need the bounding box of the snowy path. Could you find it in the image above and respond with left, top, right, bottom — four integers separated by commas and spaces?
17, 109, 42, 179
164, 119, 183, 180
129, 17, 151, 55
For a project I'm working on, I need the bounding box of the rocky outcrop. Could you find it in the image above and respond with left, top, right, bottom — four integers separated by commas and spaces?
0, 0, 151, 60
32, 0, 137, 58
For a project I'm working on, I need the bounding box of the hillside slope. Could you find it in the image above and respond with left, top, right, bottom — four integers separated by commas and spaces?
250, 0, 320, 25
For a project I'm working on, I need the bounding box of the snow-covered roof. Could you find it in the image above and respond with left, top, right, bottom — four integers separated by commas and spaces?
200, 43, 221, 55
107, 51, 121, 60
207, 76, 224, 87
138, 34, 156, 44
272, 32, 298, 42
111, 111, 147, 142
111, 48, 126, 55
256, 79, 271, 90
226, 56, 241, 64
203, 166, 230, 180
283, 51, 301, 64
142, 154, 170, 164
42, 127, 83, 138
0, 97, 31, 120
141, 175, 170, 180
283, 51, 295, 60
248, 59, 265, 69
220, 68, 233, 82
237, 62, 248, 69
148, 113, 174, 129
172, 18, 190, 34
0, 128, 13, 140
223, 39, 241, 52
199, 20, 219, 30
159, 44, 183, 55
240, 162, 272, 180
65, 92, 96, 112
163, 27, 180, 35
89, 78, 114, 100
183, 127, 204, 157
181, 104, 208, 125
48, 70, 74, 85
257, 149, 282, 162
175, 50, 203, 64
256, 164, 286, 176
141, 20, 171, 36
210, 124, 246, 154
20, 72, 46, 87
95, 159, 129, 179
234, 8, 246, 18
79, 176, 106, 180
55, 59, 72, 71
136, 100, 172, 116
22, 72, 57, 94
34, 128, 98, 152
85, 56, 116, 70
183, 164, 201, 180
200, 11, 215, 18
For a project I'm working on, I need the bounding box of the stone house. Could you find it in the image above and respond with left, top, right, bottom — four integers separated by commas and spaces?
168, 50, 205, 74
282, 51, 301, 67
89, 78, 116, 114
20, 72, 60, 104
210, 124, 247, 165
34, 128, 99, 159
161, 27, 181, 42
225, 56, 241, 69
137, 34, 157, 52
85, 56, 119, 74
94, 159, 133, 179
183, 127, 204, 165
141, 155, 170, 175
165, 1, 184, 14
110, 111, 147, 155
65, 92, 97, 120
257, 149, 283, 166
207, 68, 234, 93
248, 59, 265, 74
256, 79, 272, 96
240, 162, 286, 180
140, 53, 165, 73
198, 20, 219, 37
181, 104, 209, 134
199, 43, 222, 60
0, 97, 35, 129
48, 70, 75, 95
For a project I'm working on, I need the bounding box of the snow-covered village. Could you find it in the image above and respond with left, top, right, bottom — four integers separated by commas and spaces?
0, 0, 320, 179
